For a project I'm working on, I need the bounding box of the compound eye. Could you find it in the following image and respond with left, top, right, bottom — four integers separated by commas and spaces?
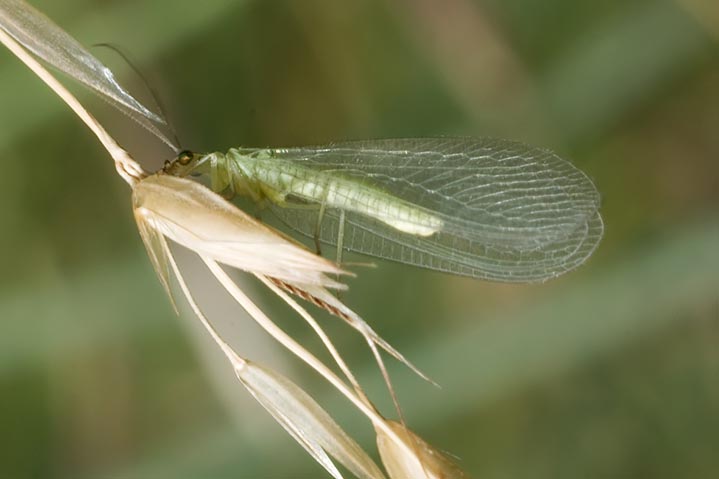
177, 150, 194, 165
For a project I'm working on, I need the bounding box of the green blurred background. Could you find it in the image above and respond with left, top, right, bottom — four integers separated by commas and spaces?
1, 0, 717, 477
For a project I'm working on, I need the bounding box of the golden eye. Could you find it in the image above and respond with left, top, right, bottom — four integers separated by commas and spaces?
177, 150, 194, 165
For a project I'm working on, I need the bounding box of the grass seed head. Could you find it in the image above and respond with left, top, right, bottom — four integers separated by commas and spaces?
132, 174, 348, 289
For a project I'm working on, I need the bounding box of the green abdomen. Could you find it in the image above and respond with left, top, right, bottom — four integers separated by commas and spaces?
230, 150, 442, 237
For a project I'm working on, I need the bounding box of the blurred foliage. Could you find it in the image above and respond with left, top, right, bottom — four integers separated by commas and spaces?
0, 0, 717, 478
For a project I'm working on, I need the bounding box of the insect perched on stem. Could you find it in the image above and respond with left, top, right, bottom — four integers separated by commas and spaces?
1, 0, 602, 477
164, 139, 603, 281
0, 2, 440, 476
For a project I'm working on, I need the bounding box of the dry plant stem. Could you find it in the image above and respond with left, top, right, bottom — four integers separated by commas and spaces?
261, 271, 412, 428
165, 241, 239, 366
202, 256, 415, 459
257, 274, 371, 405
366, 334, 408, 428
0, 27, 146, 185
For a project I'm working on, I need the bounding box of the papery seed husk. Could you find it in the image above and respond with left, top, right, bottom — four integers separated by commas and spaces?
236, 359, 386, 479
132, 174, 348, 289
376, 420, 471, 479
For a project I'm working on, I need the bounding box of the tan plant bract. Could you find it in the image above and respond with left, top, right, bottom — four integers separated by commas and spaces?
0, 0, 176, 149
133, 174, 348, 289
235, 360, 387, 479
376, 420, 471, 479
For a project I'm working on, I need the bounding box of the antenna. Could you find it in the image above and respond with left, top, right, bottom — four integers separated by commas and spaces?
93, 42, 182, 152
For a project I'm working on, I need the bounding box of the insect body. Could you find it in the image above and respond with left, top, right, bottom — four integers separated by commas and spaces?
1, 0, 603, 285
164, 138, 604, 283
166, 148, 444, 238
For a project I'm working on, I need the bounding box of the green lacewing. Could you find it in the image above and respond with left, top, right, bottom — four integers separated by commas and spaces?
163, 142, 603, 282
1, 0, 602, 283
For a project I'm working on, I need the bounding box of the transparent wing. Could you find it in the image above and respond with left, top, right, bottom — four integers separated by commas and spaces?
258, 138, 603, 282
0, 0, 175, 147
